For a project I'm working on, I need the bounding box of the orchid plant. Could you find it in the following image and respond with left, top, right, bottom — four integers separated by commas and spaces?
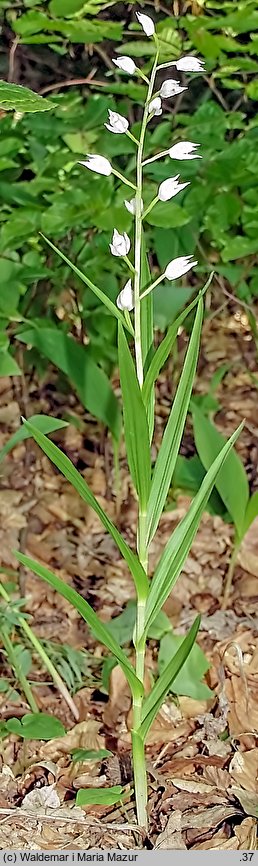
15, 12, 242, 830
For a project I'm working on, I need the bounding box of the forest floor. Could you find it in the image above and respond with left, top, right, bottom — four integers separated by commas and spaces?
1, 298, 258, 850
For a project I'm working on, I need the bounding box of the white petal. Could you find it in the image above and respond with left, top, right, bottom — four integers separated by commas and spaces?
116, 279, 134, 311
168, 141, 201, 160
136, 12, 155, 36
124, 197, 143, 214
110, 229, 130, 257
160, 80, 187, 98
105, 110, 129, 134
175, 56, 205, 73
79, 154, 112, 176
158, 176, 190, 201
165, 255, 197, 280
112, 56, 136, 74
148, 96, 162, 116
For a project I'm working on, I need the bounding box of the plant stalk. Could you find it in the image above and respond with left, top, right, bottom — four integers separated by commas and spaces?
222, 538, 240, 609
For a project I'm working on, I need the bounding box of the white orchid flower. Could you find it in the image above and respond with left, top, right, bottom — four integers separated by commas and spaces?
105, 110, 129, 135
110, 229, 131, 257
169, 141, 201, 160
158, 175, 190, 202
116, 279, 134, 311
112, 56, 136, 75
79, 154, 112, 176
148, 97, 162, 116
175, 56, 205, 73
136, 12, 155, 36
124, 197, 143, 214
165, 255, 197, 280
160, 80, 187, 98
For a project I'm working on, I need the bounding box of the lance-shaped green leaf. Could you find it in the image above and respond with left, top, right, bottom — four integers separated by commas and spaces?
0, 415, 68, 464
192, 406, 249, 540
145, 422, 244, 633
142, 276, 213, 414
41, 235, 134, 335
21, 421, 148, 597
15, 552, 143, 700
139, 616, 200, 741
0, 81, 56, 113
140, 233, 154, 440
76, 786, 124, 807
118, 324, 151, 511
243, 491, 258, 536
146, 298, 203, 546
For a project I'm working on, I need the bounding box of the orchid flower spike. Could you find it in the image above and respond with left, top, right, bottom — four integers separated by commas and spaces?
175, 56, 205, 73
169, 141, 201, 160
112, 56, 136, 75
79, 154, 112, 176
116, 278, 134, 311
160, 80, 187, 98
148, 97, 162, 116
105, 109, 129, 135
110, 229, 130, 257
136, 11, 155, 36
158, 175, 190, 202
124, 197, 143, 215
165, 255, 197, 281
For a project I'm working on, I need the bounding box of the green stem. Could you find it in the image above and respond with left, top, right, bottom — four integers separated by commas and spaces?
134, 48, 160, 389
1, 625, 38, 713
131, 730, 148, 829
142, 195, 159, 221
140, 273, 164, 300
222, 538, 241, 610
0, 583, 79, 720
112, 168, 136, 190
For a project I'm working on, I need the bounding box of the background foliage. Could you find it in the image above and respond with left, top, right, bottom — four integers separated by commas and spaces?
0, 0, 258, 420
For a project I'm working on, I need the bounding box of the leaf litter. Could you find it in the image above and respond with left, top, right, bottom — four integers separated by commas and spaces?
0, 307, 258, 848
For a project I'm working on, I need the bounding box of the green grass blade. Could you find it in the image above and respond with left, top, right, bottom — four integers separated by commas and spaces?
22, 421, 148, 597
118, 323, 151, 510
142, 277, 213, 413
145, 422, 244, 632
0, 415, 68, 463
40, 235, 134, 336
139, 616, 200, 741
192, 406, 249, 539
146, 299, 203, 545
14, 552, 143, 700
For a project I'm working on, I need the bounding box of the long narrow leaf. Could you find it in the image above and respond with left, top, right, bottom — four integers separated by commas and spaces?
142, 276, 213, 414
22, 421, 148, 597
145, 422, 244, 632
0, 415, 68, 463
15, 552, 142, 700
146, 298, 203, 545
140, 234, 154, 440
139, 616, 200, 741
40, 235, 134, 336
118, 324, 151, 510
192, 406, 249, 539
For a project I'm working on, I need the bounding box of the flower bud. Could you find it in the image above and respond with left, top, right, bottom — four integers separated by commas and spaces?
164, 255, 197, 281
158, 175, 190, 201
168, 141, 201, 160
110, 229, 130, 257
116, 279, 134, 311
136, 12, 155, 36
79, 154, 112, 176
124, 197, 143, 214
160, 80, 187, 98
112, 56, 136, 75
148, 97, 162, 116
105, 109, 129, 135
175, 56, 205, 73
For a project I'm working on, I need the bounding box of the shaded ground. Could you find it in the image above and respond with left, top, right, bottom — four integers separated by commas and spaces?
0, 299, 258, 849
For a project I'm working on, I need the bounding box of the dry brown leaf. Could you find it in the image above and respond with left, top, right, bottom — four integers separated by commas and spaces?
103, 665, 131, 729
38, 721, 104, 760
231, 787, 258, 819
21, 784, 60, 812
238, 517, 258, 576
234, 817, 257, 849
229, 748, 258, 793
155, 811, 187, 849
226, 675, 258, 735
181, 803, 242, 830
